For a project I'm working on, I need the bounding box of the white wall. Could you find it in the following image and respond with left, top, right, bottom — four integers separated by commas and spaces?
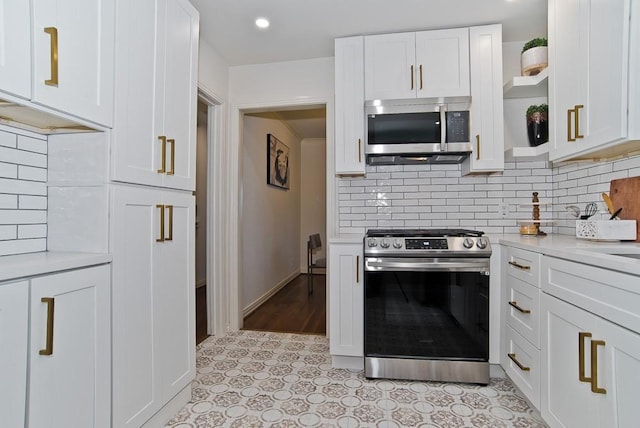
241, 115, 301, 311
198, 39, 229, 101
300, 138, 327, 272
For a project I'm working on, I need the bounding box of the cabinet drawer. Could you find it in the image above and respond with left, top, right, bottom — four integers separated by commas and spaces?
504, 325, 540, 410
541, 256, 640, 334
505, 246, 540, 286
506, 276, 540, 347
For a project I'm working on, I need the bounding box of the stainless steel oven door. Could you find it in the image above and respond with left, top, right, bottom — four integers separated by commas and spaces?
363, 256, 490, 383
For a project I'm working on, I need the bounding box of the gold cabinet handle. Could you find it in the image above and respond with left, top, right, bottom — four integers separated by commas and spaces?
567, 109, 575, 142
356, 256, 360, 283
39, 297, 55, 355
419, 64, 423, 90
579, 331, 592, 383
358, 138, 362, 163
476, 134, 480, 160
167, 138, 175, 175
44, 27, 59, 86
508, 260, 531, 271
156, 204, 165, 242
575, 104, 584, 139
590, 339, 606, 394
165, 205, 173, 241
157, 136, 167, 173
508, 301, 531, 314
410, 65, 414, 90
507, 353, 530, 371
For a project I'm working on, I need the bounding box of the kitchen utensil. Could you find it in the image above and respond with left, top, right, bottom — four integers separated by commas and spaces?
580, 202, 598, 219
566, 205, 581, 218
610, 207, 623, 220
601, 192, 615, 214
610, 176, 640, 241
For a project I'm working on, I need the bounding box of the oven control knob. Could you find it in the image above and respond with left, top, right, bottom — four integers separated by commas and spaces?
367, 238, 378, 248
463, 238, 475, 249
393, 239, 403, 249
380, 239, 390, 248
476, 237, 488, 249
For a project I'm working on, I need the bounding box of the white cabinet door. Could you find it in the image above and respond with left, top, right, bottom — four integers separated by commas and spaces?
0, 0, 31, 99
548, 0, 630, 161
335, 36, 365, 175
329, 243, 363, 357
29, 265, 111, 428
364, 32, 416, 100
112, 0, 198, 191
0, 281, 29, 428
463, 25, 504, 174
415, 28, 470, 98
541, 294, 640, 428
31, 0, 114, 127
111, 185, 195, 427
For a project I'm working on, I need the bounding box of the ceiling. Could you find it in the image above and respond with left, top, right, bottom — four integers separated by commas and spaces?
191, 0, 548, 139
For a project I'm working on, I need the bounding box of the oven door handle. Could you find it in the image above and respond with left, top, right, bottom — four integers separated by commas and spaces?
365, 257, 490, 273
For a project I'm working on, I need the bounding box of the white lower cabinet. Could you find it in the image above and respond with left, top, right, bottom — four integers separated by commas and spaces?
0, 281, 29, 428
541, 293, 640, 428
329, 242, 363, 360
28, 265, 111, 428
111, 185, 195, 427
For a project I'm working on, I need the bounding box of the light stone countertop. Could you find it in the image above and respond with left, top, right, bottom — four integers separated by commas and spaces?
491, 233, 640, 276
0, 251, 112, 283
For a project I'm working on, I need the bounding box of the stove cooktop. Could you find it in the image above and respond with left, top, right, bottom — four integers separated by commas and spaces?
365, 228, 484, 238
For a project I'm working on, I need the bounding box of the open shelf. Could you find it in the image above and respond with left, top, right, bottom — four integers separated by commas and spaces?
503, 67, 549, 99
505, 142, 549, 160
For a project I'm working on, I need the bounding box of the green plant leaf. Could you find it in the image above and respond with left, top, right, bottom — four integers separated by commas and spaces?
522, 37, 548, 53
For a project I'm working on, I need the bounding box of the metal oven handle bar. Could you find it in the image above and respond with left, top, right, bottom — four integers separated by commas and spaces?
365, 257, 490, 273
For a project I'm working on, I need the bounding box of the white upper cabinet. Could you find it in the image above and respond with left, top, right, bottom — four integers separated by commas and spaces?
548, 0, 630, 161
463, 24, 504, 174
0, 0, 31, 99
334, 36, 366, 175
112, 0, 199, 191
31, 0, 115, 127
364, 28, 470, 101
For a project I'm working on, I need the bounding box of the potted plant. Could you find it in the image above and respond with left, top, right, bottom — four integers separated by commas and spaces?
526, 104, 548, 147
521, 37, 548, 76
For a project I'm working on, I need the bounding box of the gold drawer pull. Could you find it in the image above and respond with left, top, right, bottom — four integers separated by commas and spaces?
476, 134, 480, 160
39, 297, 55, 355
410, 65, 414, 90
508, 353, 530, 372
167, 138, 175, 175
567, 108, 575, 142
358, 138, 362, 163
44, 27, 59, 86
166, 205, 173, 241
157, 136, 167, 173
590, 339, 606, 394
508, 260, 531, 271
508, 301, 531, 314
579, 331, 592, 383
156, 204, 165, 242
575, 105, 584, 139
419, 64, 423, 90
356, 256, 360, 283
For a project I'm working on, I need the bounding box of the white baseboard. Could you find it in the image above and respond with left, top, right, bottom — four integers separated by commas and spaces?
243, 270, 300, 317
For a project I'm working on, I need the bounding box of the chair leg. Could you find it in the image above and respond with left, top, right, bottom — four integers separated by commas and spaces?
308, 266, 313, 296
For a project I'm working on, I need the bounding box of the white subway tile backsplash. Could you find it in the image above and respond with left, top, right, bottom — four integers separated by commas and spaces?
338, 153, 640, 235
0, 129, 48, 255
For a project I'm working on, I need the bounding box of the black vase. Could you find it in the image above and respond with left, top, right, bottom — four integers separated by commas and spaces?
527, 113, 548, 147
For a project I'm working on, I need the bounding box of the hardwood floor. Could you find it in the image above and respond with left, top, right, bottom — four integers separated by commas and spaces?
196, 285, 208, 344
243, 274, 326, 335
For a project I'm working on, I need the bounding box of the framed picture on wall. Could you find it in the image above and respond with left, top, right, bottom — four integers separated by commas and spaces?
267, 134, 290, 190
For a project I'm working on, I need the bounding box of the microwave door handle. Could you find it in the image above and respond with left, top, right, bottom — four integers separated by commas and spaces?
439, 105, 447, 152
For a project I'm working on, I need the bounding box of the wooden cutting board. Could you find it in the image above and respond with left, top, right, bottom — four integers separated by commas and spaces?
609, 176, 640, 241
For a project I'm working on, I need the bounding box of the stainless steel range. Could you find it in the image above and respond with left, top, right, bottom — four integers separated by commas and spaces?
363, 229, 491, 384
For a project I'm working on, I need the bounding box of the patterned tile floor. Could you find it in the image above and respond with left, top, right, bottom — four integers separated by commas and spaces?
167, 330, 547, 427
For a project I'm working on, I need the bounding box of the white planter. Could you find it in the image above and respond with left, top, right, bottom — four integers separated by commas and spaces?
521, 46, 548, 76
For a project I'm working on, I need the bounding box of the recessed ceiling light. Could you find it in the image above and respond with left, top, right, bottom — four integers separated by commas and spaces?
255, 17, 270, 29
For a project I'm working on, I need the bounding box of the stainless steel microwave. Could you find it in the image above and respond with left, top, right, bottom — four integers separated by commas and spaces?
365, 97, 473, 164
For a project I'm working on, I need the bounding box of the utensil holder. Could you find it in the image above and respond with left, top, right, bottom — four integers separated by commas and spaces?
576, 220, 637, 241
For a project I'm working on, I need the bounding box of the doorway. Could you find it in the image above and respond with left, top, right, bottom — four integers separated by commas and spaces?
195, 100, 208, 344
239, 107, 327, 334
